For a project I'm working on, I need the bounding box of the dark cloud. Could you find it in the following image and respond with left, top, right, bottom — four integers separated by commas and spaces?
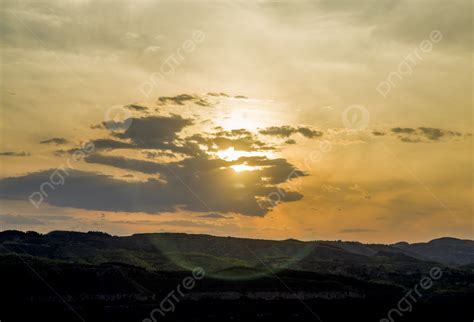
89, 139, 135, 150
259, 126, 323, 139
0, 151, 30, 157
391, 127, 416, 134
85, 154, 305, 185
0, 151, 305, 216
41, 215, 74, 221
260, 126, 299, 138
418, 127, 444, 141
85, 154, 168, 174
114, 115, 193, 149
143, 151, 176, 159
297, 127, 323, 139
0, 214, 74, 225
157, 94, 211, 107
186, 132, 272, 153
207, 92, 229, 97
387, 126, 466, 143
158, 94, 194, 105
0, 214, 44, 225
125, 104, 148, 112
89, 115, 212, 157
372, 131, 385, 136
40, 137, 68, 145
183, 128, 274, 154
194, 99, 212, 107
199, 213, 232, 219
215, 129, 253, 137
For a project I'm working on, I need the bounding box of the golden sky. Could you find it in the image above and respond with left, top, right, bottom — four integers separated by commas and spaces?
0, 0, 472, 243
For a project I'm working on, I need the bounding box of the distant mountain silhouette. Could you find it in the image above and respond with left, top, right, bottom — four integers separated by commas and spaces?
1, 231, 472, 321
392, 237, 474, 265
1, 231, 472, 273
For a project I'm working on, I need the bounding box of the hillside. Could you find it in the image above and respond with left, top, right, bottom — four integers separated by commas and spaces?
1, 231, 473, 321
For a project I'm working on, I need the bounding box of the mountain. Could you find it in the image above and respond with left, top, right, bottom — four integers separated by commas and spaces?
1, 231, 472, 271
0, 230, 473, 321
392, 237, 474, 265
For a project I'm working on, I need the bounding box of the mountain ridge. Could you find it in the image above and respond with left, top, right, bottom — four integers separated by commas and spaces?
3, 229, 470, 244
1, 230, 473, 322
1, 230, 473, 267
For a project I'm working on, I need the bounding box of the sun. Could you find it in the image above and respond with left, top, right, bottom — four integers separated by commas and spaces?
230, 163, 256, 172
216, 147, 243, 161
215, 147, 271, 172
215, 147, 272, 161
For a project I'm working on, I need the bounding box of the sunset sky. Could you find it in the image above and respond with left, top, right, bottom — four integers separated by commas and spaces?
0, 0, 472, 243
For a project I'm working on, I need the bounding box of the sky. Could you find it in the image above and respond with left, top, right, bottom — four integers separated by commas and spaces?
0, 0, 472, 243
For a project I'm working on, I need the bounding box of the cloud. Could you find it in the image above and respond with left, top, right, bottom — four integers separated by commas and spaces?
0, 214, 44, 225
0, 151, 30, 157
157, 94, 211, 107
339, 228, 378, 233
315, 0, 471, 51
87, 113, 276, 159
113, 115, 193, 149
14, 101, 308, 217
368, 0, 472, 51
215, 129, 253, 137
40, 215, 74, 221
297, 127, 323, 139
85, 154, 168, 174
0, 152, 305, 216
400, 137, 421, 143
376, 127, 469, 143
418, 127, 445, 141
125, 104, 148, 112
89, 139, 135, 151
206, 92, 247, 99
144, 151, 176, 159
259, 126, 323, 139
87, 137, 201, 158
186, 131, 272, 153
391, 127, 416, 134
85, 153, 306, 184
40, 137, 68, 145
207, 92, 229, 97
156, 220, 213, 227
199, 213, 232, 219
349, 184, 371, 200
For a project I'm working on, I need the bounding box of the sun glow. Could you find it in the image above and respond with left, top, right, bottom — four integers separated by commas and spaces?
216, 99, 279, 131
215, 147, 271, 161
231, 163, 257, 172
